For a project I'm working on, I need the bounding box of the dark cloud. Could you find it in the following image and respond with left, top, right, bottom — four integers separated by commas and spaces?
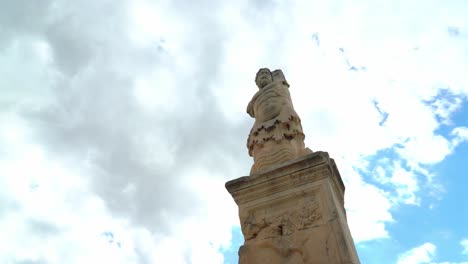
447, 26, 460, 37
249, 0, 278, 12
0, 0, 53, 49
16, 259, 47, 264
24, 69, 198, 231
312, 32, 320, 46
27, 219, 61, 238
0, 197, 19, 219
10, 0, 251, 235
45, 20, 94, 76
372, 100, 389, 126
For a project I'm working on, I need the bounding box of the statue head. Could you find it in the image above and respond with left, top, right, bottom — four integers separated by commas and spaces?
255, 68, 273, 89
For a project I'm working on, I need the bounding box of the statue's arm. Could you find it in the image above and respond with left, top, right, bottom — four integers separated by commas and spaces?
247, 99, 255, 117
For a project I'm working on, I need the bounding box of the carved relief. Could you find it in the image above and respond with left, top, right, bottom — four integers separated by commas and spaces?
297, 198, 321, 230
247, 68, 312, 174
241, 194, 322, 241
242, 211, 268, 240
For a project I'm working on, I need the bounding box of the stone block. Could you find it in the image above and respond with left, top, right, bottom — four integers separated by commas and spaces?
226, 152, 360, 264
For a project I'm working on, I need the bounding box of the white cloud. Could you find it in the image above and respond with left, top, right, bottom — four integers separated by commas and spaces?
452, 127, 468, 148
431, 261, 468, 264
432, 95, 463, 125
461, 239, 468, 255
390, 162, 420, 205
0, 126, 238, 263
1, 0, 468, 263
0, 144, 138, 263
371, 160, 421, 205
340, 164, 393, 242
396, 134, 452, 166
397, 242, 468, 264
398, 243, 436, 264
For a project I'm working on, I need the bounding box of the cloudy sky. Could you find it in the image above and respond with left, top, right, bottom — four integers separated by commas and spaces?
1, 0, 468, 263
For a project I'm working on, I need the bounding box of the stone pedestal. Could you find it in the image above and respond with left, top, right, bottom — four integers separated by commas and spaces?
226, 152, 360, 264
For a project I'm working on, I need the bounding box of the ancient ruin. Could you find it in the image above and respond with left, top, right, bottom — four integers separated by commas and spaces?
226, 68, 361, 263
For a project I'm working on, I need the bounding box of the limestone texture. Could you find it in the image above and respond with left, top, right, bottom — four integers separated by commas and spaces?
226, 152, 361, 264
228, 68, 360, 263
247, 68, 311, 174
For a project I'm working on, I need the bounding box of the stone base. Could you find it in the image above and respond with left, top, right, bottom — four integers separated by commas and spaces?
226, 152, 360, 264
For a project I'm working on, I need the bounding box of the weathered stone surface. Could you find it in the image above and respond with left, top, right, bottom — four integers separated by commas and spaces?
228, 68, 360, 263
247, 68, 312, 174
226, 152, 360, 264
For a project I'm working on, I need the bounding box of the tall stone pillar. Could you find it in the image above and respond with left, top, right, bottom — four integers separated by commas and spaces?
226, 152, 360, 263
227, 68, 360, 263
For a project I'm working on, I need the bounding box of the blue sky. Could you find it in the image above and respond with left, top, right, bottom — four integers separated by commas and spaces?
224, 104, 468, 264
1, 0, 468, 263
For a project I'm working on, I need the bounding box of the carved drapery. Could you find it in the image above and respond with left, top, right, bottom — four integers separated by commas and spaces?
247, 68, 311, 174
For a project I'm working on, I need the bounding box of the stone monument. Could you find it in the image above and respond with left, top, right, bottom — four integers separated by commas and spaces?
226, 68, 361, 263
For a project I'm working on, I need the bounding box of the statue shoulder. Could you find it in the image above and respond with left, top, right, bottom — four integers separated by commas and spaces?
272, 69, 290, 88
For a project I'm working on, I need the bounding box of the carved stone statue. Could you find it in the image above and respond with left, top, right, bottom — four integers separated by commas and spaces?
226, 70, 360, 263
247, 68, 312, 174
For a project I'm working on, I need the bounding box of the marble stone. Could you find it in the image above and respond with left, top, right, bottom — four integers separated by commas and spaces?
226, 152, 361, 264
227, 68, 360, 263
247, 68, 312, 174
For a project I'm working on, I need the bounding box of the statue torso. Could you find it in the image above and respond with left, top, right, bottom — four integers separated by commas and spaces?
246, 69, 311, 174
250, 81, 294, 124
